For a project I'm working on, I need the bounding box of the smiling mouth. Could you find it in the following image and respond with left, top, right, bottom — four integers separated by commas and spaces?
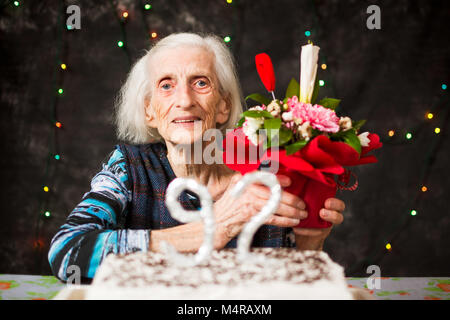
172, 116, 202, 123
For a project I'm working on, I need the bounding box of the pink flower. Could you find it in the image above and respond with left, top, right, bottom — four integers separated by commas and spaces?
290, 99, 339, 133
287, 96, 299, 110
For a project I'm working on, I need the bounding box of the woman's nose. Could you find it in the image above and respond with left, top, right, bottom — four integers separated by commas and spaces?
174, 83, 194, 109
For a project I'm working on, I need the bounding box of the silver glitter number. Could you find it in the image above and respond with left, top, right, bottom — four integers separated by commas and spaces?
232, 171, 281, 263
164, 178, 215, 266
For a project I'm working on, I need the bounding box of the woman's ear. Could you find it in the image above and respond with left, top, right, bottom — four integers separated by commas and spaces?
216, 95, 231, 125
144, 99, 158, 128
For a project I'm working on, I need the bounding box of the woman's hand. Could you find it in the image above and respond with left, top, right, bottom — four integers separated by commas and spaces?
214, 174, 308, 248
292, 197, 345, 251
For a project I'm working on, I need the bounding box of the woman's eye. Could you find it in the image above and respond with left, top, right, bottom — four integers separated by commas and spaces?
161, 83, 172, 90
195, 79, 208, 88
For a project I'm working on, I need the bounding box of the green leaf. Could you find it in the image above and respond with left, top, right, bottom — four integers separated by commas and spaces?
245, 93, 271, 106
311, 76, 320, 104
285, 78, 300, 100
242, 110, 274, 119
279, 127, 293, 145
436, 279, 450, 285
424, 287, 444, 292
317, 98, 340, 110
261, 125, 291, 149
236, 117, 245, 128
375, 291, 396, 297
342, 129, 362, 154
262, 129, 277, 149
263, 118, 281, 130
285, 140, 307, 155
352, 119, 367, 131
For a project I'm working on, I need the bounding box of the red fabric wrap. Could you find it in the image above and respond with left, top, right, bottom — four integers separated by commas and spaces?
223, 128, 382, 228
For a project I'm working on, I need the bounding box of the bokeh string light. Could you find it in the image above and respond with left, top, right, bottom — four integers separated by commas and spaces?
33, 0, 69, 271
137, 0, 158, 43
351, 85, 448, 274
108, 0, 132, 65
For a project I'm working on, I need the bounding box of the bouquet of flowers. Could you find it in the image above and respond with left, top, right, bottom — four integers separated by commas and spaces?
223, 43, 382, 228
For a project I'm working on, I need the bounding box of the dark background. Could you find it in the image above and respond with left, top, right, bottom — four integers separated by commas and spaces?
1, 0, 449, 277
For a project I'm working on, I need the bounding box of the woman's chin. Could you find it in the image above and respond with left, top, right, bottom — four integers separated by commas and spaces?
168, 123, 206, 145
168, 133, 203, 146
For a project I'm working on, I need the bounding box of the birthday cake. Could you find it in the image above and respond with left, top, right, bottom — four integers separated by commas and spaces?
83, 173, 355, 300
85, 248, 353, 300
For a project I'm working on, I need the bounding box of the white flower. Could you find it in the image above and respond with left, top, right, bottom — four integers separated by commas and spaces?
298, 121, 312, 141
266, 100, 281, 117
299, 43, 320, 103
282, 111, 293, 122
293, 117, 303, 125
244, 117, 264, 132
267, 100, 281, 112
339, 117, 352, 131
270, 110, 279, 117
358, 131, 370, 147
249, 106, 264, 111
243, 117, 264, 145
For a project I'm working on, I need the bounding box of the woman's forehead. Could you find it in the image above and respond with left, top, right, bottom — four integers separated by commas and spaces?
149, 46, 217, 80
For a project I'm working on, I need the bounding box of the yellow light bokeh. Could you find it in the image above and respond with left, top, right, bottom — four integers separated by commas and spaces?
321, 63, 327, 70
427, 112, 433, 119
388, 130, 395, 137
43, 186, 49, 192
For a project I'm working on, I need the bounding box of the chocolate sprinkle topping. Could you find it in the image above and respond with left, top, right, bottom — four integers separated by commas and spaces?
93, 248, 335, 288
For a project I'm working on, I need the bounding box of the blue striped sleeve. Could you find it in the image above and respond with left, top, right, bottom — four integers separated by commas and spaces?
48, 146, 150, 281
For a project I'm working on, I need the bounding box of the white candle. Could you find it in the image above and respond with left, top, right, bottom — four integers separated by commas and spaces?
299, 43, 320, 103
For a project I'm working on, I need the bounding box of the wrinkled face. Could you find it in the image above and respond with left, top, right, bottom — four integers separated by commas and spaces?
145, 46, 230, 146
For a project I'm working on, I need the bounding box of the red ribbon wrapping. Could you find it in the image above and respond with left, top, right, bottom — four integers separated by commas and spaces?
223, 128, 382, 228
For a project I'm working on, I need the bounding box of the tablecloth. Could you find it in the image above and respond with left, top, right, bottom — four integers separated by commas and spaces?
0, 274, 449, 300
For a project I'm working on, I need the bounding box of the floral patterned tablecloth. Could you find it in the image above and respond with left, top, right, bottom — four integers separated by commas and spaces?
0, 274, 449, 300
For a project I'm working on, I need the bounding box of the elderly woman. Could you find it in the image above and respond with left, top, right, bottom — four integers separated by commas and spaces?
48, 33, 345, 282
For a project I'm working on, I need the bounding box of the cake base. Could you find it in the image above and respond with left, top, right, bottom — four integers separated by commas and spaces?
86, 248, 353, 300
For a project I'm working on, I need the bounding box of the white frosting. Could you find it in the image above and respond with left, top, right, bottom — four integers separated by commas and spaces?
86, 248, 353, 300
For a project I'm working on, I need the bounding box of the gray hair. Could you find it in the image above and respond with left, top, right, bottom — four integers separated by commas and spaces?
114, 32, 244, 144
